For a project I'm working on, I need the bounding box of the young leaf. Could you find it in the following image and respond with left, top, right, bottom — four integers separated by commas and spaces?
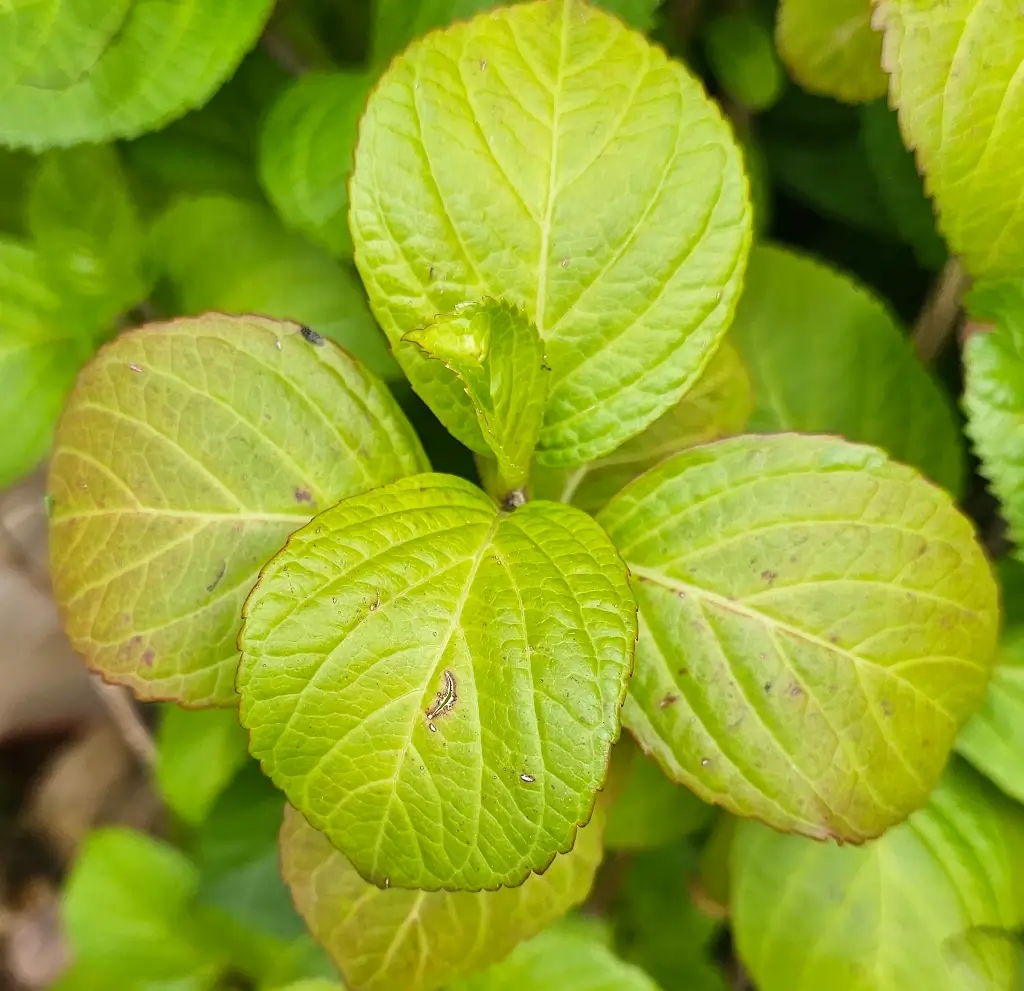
150, 194, 398, 383
259, 72, 374, 259
730, 244, 964, 495
732, 761, 1024, 991
351, 0, 751, 466
28, 145, 148, 328
957, 628, 1024, 806
155, 706, 250, 826
48, 314, 428, 707
776, 0, 887, 103
597, 434, 998, 842
964, 281, 1024, 550
0, 1, 276, 149
453, 924, 661, 990
238, 473, 637, 890
0, 239, 96, 488
525, 342, 751, 514
875, 0, 1024, 278
280, 800, 607, 991
406, 299, 549, 496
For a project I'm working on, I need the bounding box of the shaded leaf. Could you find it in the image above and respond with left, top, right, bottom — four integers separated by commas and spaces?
48, 314, 427, 706
703, 12, 784, 113
597, 434, 998, 841
280, 798, 607, 991
730, 244, 964, 494
351, 0, 751, 465
239, 473, 636, 890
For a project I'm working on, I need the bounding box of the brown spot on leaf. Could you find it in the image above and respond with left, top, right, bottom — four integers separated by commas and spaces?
206, 561, 227, 593
789, 684, 803, 698
764, 681, 773, 693
880, 698, 893, 717
426, 670, 457, 720
659, 694, 679, 708
760, 569, 777, 584
142, 649, 155, 666
299, 325, 324, 345
294, 487, 313, 504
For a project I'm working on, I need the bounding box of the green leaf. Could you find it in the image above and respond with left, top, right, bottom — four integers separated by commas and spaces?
964, 281, 1024, 551
351, 0, 751, 465
730, 244, 965, 495
150, 194, 398, 383
703, 12, 785, 113
526, 342, 751, 514
875, 0, 1024, 279
732, 761, 1024, 991
0, 147, 33, 235
63, 828, 217, 983
0, 238, 97, 488
48, 314, 428, 707
958, 629, 1024, 806
776, 0, 887, 103
155, 706, 250, 825
239, 473, 636, 890
0, 0, 276, 149
597, 433, 998, 842
453, 925, 662, 990
604, 741, 715, 851
259, 72, 373, 259
860, 100, 947, 271
280, 798, 607, 991
406, 299, 549, 495
271, 983, 346, 991
28, 144, 148, 328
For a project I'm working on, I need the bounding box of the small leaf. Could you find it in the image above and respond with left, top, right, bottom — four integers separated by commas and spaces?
150, 194, 398, 382
0, 0, 276, 149
27, 144, 148, 328
875, 0, 1024, 278
351, 0, 751, 465
731, 244, 964, 494
48, 314, 428, 707
239, 473, 637, 890
597, 434, 998, 841
958, 629, 1024, 806
453, 924, 662, 990
280, 799, 607, 991
526, 342, 751, 514
155, 706, 250, 826
406, 299, 549, 494
703, 12, 785, 113
964, 281, 1024, 551
776, 0, 887, 104
732, 761, 1024, 991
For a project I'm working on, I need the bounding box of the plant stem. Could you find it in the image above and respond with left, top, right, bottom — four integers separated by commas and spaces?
912, 258, 970, 363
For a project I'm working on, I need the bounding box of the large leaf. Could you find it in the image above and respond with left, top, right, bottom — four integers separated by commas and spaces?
527, 342, 751, 514
239, 473, 637, 890
776, 0, 887, 103
597, 434, 998, 842
259, 72, 373, 259
875, 0, 1024, 278
280, 799, 606, 991
0, 0, 275, 149
958, 628, 1024, 805
48, 314, 427, 706
0, 238, 97, 488
150, 194, 398, 383
732, 761, 1024, 991
730, 244, 964, 494
964, 281, 1024, 550
351, 0, 751, 466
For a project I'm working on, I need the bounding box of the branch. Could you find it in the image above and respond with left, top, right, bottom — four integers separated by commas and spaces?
913, 258, 970, 363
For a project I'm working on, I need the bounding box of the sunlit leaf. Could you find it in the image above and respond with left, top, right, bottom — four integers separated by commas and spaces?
351, 0, 751, 465
239, 473, 636, 890
48, 314, 427, 706
598, 434, 998, 841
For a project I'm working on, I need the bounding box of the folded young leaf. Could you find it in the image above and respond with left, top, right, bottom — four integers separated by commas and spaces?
776, 0, 887, 103
48, 314, 428, 707
875, 0, 1024, 278
351, 0, 751, 466
0, 1, 275, 149
732, 761, 1024, 991
964, 281, 1024, 551
597, 434, 998, 842
407, 299, 550, 496
259, 72, 374, 259
280, 800, 606, 991
239, 474, 637, 890
731, 244, 964, 495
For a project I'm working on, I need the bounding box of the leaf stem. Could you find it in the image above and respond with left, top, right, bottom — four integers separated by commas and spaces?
912, 258, 970, 363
